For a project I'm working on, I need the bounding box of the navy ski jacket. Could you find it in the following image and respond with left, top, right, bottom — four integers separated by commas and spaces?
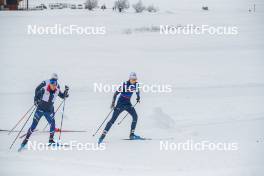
113, 81, 140, 105
34, 80, 66, 112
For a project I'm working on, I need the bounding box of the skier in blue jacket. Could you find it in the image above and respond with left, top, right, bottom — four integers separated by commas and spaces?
98, 72, 141, 144
20, 73, 69, 149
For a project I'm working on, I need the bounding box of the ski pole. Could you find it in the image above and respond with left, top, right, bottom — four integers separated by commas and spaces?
92, 108, 114, 137
9, 106, 37, 150
58, 99, 66, 140
42, 100, 64, 131
8, 104, 35, 135
117, 102, 138, 125
19, 129, 38, 139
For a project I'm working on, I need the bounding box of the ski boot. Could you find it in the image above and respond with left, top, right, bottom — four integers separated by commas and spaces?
98, 131, 107, 145
48, 133, 57, 146
49, 139, 56, 144
129, 133, 142, 140
98, 138, 104, 145
18, 139, 28, 152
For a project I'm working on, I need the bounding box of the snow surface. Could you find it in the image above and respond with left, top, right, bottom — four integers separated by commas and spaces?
1, 0, 264, 175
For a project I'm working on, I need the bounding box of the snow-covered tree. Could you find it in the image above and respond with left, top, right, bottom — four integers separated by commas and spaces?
146, 5, 158, 13
85, 0, 98, 10
114, 0, 130, 12
132, 0, 145, 13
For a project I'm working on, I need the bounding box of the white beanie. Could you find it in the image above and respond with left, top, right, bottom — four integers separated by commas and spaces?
51, 73, 58, 80
129, 72, 137, 80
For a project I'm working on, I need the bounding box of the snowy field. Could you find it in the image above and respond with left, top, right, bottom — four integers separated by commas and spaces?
1, 0, 264, 175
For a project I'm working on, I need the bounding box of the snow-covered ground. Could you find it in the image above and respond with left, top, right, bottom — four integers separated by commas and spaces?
0, 0, 264, 175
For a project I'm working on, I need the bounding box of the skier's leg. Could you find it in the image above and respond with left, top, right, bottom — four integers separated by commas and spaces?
104, 108, 122, 132
126, 106, 138, 136
44, 112, 55, 143
22, 109, 43, 145
99, 106, 124, 142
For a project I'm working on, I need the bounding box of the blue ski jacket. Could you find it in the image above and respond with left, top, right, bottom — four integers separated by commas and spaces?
113, 81, 140, 105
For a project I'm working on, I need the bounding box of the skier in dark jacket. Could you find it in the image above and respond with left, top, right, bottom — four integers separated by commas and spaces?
20, 73, 69, 149
98, 72, 141, 144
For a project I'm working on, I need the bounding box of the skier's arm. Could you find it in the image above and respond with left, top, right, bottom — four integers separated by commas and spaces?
136, 83, 140, 102
110, 86, 121, 109
34, 88, 44, 105
58, 90, 69, 99
58, 91, 65, 99
113, 82, 125, 103
35, 81, 46, 98
34, 81, 46, 104
58, 85, 69, 99
112, 91, 120, 104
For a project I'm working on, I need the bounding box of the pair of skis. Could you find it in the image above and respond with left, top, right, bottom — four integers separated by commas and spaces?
122, 137, 152, 140
18, 142, 72, 152
18, 129, 87, 139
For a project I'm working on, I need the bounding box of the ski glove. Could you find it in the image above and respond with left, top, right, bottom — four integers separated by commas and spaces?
65, 85, 69, 91
64, 85, 69, 98
136, 97, 140, 103
110, 101, 115, 109
34, 97, 40, 106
